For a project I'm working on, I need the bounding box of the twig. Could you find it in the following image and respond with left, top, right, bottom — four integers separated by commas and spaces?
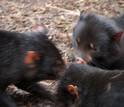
46, 5, 80, 16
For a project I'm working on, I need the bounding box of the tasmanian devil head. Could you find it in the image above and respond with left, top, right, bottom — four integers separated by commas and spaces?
57, 63, 124, 107
72, 13, 123, 69
23, 24, 65, 81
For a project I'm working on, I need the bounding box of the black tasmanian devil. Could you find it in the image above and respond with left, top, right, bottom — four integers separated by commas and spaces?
0, 24, 65, 107
57, 63, 124, 107
72, 13, 124, 70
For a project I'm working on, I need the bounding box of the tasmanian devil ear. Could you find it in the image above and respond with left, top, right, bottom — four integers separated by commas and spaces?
113, 31, 123, 42
80, 10, 86, 16
24, 51, 41, 67
67, 85, 78, 96
80, 10, 88, 16
32, 23, 47, 34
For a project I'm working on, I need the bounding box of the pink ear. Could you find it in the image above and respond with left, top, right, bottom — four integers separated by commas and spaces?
67, 85, 78, 95
24, 51, 41, 67
32, 23, 47, 33
113, 31, 123, 42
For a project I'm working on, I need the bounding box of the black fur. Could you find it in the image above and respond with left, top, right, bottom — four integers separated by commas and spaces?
0, 30, 65, 107
57, 63, 124, 107
72, 14, 124, 70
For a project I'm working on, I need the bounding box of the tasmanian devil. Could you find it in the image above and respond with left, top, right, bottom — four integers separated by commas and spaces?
0, 24, 65, 107
57, 63, 124, 107
72, 13, 124, 70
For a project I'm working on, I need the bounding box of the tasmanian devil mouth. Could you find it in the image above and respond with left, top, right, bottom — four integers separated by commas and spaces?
80, 52, 92, 63
85, 54, 92, 62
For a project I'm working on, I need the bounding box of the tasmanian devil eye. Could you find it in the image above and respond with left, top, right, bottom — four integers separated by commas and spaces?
89, 43, 99, 52
94, 47, 99, 52
90, 43, 94, 49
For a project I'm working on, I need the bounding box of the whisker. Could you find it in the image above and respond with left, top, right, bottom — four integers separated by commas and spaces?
79, 48, 110, 69
26, 83, 36, 91
90, 61, 109, 69
84, 53, 110, 69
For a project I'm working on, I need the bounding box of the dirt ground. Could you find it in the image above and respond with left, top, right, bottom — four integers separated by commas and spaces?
0, 0, 124, 107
